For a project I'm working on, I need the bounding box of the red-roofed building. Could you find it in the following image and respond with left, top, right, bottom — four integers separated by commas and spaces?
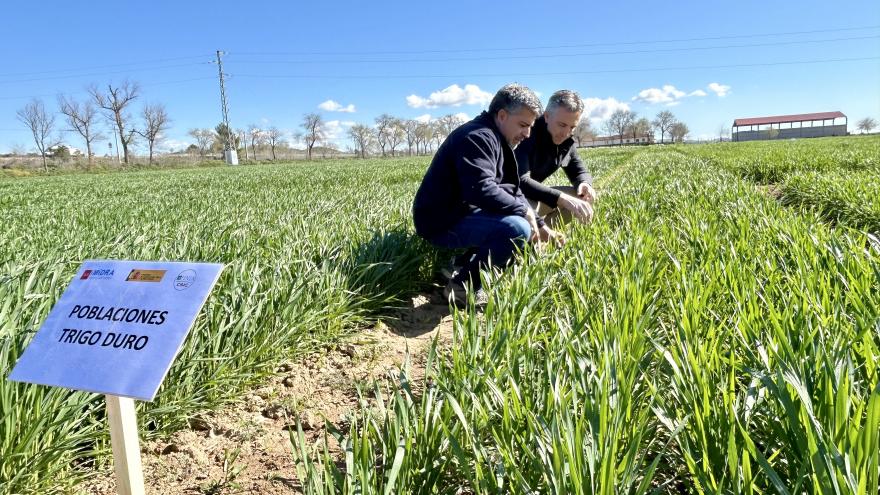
732, 111, 847, 142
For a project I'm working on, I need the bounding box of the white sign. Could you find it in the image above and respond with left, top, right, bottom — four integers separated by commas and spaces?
9, 260, 224, 401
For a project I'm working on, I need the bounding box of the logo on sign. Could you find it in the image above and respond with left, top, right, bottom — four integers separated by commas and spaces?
174, 270, 197, 291
126, 269, 167, 282
81, 268, 115, 280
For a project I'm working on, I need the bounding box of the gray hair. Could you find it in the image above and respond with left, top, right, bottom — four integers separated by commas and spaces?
488, 83, 543, 117
546, 89, 584, 115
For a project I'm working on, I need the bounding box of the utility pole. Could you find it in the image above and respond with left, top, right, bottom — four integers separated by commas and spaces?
216, 50, 238, 165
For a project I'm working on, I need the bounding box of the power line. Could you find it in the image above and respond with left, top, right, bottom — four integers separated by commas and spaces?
0, 62, 214, 86
0, 54, 215, 79
0, 77, 217, 101
231, 35, 880, 65
233, 25, 880, 56
0, 26, 873, 86
230, 56, 880, 80
142, 76, 218, 87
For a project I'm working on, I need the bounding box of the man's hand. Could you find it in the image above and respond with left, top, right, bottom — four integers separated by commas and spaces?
577, 182, 598, 204
557, 194, 594, 224
538, 225, 566, 247
525, 208, 540, 243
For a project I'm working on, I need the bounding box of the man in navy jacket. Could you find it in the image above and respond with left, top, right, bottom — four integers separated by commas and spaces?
515, 90, 597, 244
413, 83, 542, 305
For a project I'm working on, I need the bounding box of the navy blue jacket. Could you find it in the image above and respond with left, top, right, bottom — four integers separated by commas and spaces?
412, 112, 528, 240
514, 115, 592, 208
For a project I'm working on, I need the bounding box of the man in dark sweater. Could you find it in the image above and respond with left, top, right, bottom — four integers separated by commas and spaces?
515, 90, 597, 244
412, 83, 542, 305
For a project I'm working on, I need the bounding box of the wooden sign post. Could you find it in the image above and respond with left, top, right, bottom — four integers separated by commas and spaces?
9, 260, 224, 494
106, 395, 145, 495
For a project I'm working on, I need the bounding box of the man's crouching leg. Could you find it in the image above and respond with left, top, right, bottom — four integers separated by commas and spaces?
430, 213, 531, 306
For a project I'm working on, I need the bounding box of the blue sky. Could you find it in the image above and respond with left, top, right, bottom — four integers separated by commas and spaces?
1, 1, 878, 154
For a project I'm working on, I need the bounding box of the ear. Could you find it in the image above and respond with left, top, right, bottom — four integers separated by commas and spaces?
544, 110, 550, 120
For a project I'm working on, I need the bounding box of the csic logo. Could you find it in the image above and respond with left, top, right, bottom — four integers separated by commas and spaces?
173, 270, 197, 291
81, 268, 115, 280
126, 269, 167, 282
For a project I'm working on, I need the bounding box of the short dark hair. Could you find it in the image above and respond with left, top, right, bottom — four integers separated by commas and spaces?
488, 83, 542, 117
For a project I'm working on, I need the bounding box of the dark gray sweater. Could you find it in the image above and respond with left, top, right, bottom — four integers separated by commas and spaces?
412, 112, 528, 240
514, 115, 592, 207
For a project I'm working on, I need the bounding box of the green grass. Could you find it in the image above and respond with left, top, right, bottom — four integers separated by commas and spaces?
0, 157, 435, 494
2, 139, 879, 493
292, 141, 880, 494
778, 170, 880, 234
687, 135, 879, 183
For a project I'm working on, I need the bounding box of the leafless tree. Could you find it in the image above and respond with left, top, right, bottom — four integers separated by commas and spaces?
629, 117, 651, 141
266, 127, 283, 160
424, 114, 466, 151
137, 103, 170, 163
430, 121, 445, 150
857, 117, 877, 134
416, 122, 434, 154
652, 110, 676, 144
387, 118, 406, 157
301, 113, 325, 160
347, 124, 373, 158
437, 114, 466, 138
402, 119, 420, 156
16, 99, 58, 171
605, 110, 635, 144
58, 95, 102, 164
188, 128, 214, 158
247, 125, 263, 160
373, 114, 395, 156
670, 122, 690, 143
572, 120, 595, 147
89, 80, 140, 164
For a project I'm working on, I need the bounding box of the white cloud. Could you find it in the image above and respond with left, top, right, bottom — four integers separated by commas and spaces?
583, 97, 630, 124
707, 82, 731, 97
323, 120, 355, 141
453, 112, 470, 122
632, 85, 686, 105
406, 84, 492, 109
161, 139, 191, 152
632, 84, 711, 106
414, 114, 432, 123
318, 99, 356, 113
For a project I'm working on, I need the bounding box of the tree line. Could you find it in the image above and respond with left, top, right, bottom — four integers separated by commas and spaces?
15, 80, 169, 171
24, 79, 873, 169
596, 109, 690, 144
201, 109, 694, 163
186, 112, 476, 161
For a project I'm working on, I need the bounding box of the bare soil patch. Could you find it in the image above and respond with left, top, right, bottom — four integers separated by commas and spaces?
79, 290, 453, 495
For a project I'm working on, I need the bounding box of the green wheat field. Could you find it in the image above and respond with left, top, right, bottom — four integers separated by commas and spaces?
1, 135, 878, 494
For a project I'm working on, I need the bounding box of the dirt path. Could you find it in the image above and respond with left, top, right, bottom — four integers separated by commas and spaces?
81, 290, 454, 495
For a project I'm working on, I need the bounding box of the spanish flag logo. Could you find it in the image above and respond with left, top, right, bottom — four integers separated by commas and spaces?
126, 269, 167, 282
